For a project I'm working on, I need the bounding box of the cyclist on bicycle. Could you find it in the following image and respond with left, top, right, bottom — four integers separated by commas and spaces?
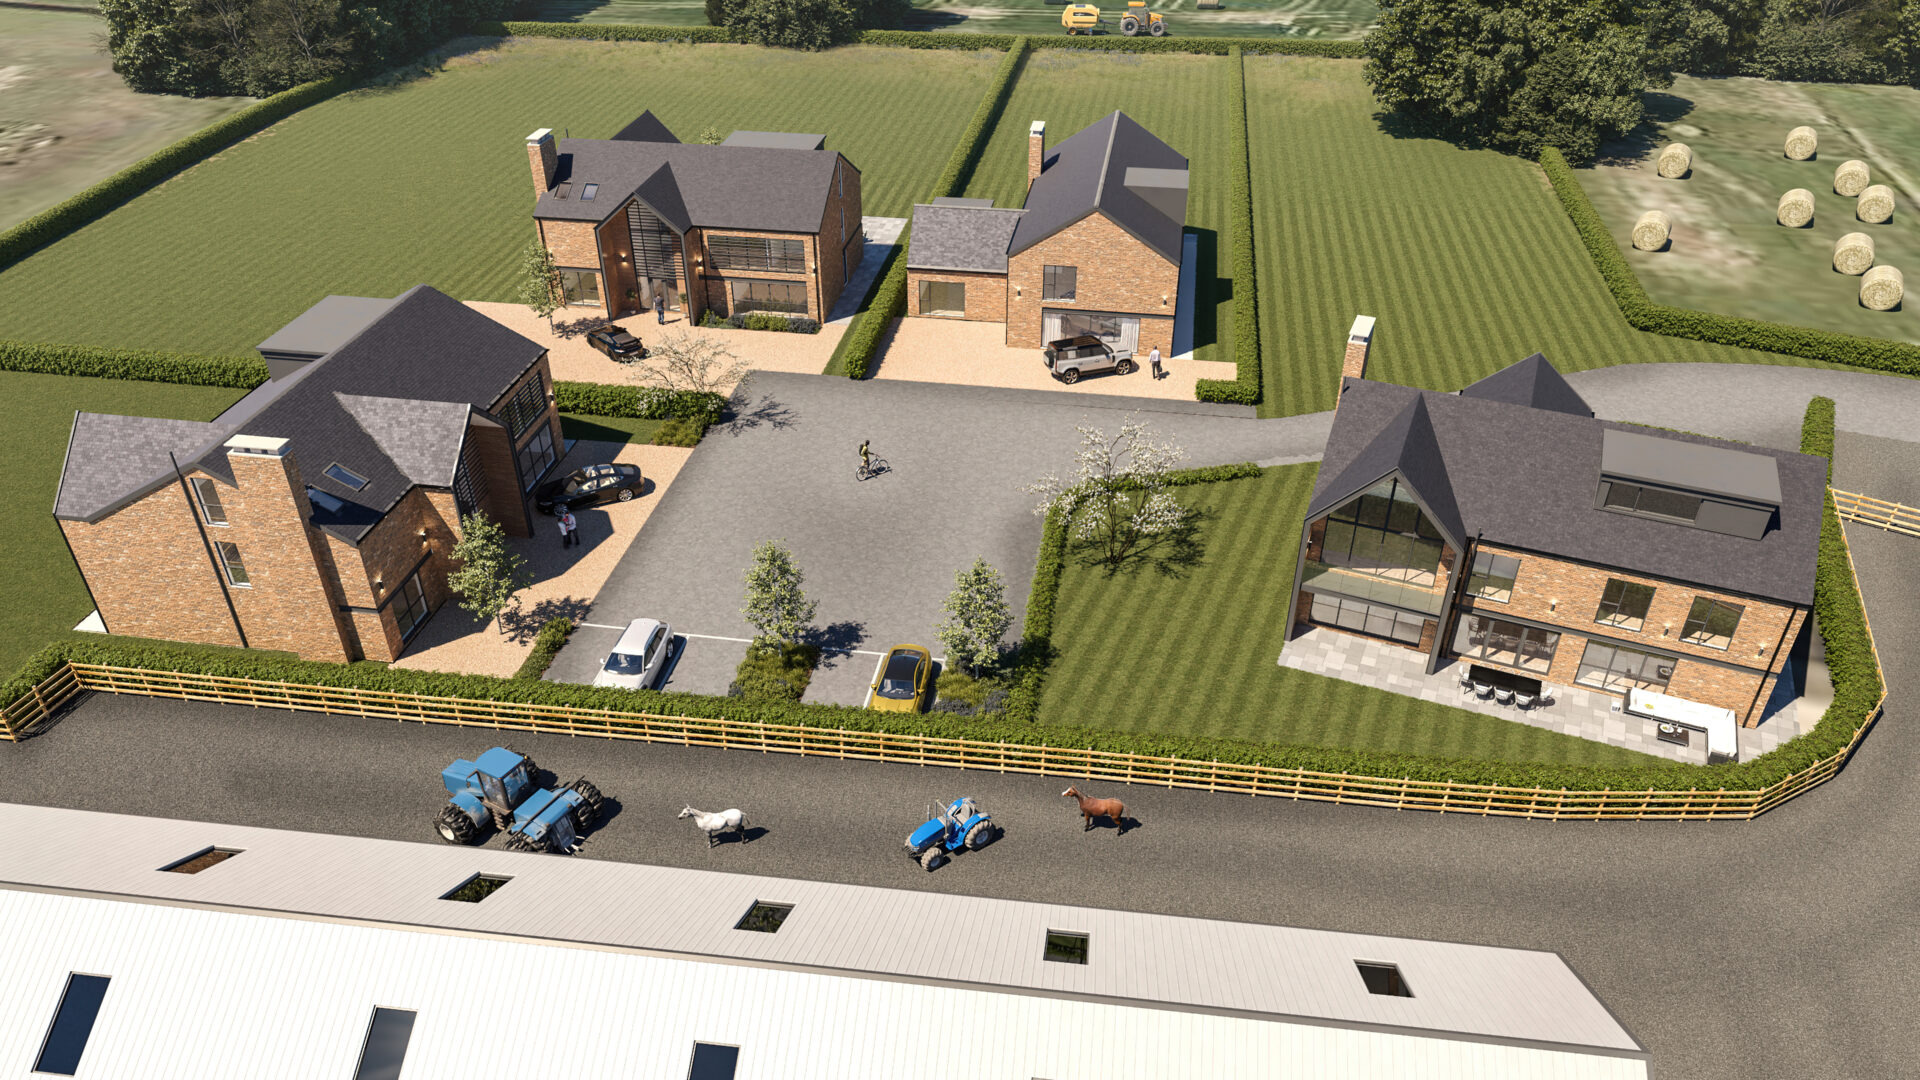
859, 439, 871, 476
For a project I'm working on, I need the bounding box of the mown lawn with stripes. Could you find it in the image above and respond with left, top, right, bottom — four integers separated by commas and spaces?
0, 38, 999, 356
1245, 57, 1840, 419
1039, 466, 1664, 766
964, 51, 1235, 368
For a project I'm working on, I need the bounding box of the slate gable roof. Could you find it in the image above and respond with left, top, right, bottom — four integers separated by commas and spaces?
1311, 357, 1823, 606
534, 139, 846, 234
1458, 352, 1594, 417
906, 203, 1026, 273
1009, 111, 1187, 264
55, 286, 546, 545
610, 110, 679, 144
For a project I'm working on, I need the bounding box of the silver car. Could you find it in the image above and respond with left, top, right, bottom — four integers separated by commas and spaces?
1044, 334, 1136, 384
594, 618, 675, 690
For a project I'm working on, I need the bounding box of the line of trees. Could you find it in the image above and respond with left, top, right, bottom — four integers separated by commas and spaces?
703, 0, 908, 50
1364, 0, 1920, 165
101, 0, 517, 97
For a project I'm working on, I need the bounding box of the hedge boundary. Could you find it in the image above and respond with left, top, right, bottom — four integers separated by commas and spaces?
1541, 147, 1920, 378
0, 341, 268, 387
0, 75, 355, 275
514, 617, 575, 679
488, 21, 1365, 57
1195, 46, 1261, 406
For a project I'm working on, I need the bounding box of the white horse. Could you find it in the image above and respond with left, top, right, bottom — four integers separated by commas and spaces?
678, 805, 749, 849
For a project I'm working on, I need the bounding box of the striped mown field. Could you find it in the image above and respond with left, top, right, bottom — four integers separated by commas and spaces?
523, 0, 1376, 36
0, 38, 999, 356
1040, 466, 1665, 766
965, 50, 1235, 367
1245, 57, 1838, 419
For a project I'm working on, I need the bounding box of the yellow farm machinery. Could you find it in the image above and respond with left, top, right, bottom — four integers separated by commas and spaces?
1060, 1, 1167, 36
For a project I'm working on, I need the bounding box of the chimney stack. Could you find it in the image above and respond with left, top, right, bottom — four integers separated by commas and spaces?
527, 129, 557, 198
1342, 315, 1375, 389
1028, 121, 1047, 189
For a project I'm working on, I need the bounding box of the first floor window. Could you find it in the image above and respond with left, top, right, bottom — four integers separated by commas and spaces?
517, 425, 555, 491
1681, 597, 1745, 650
499, 373, 549, 439
708, 234, 806, 273
1466, 551, 1520, 603
1602, 480, 1703, 524
918, 279, 966, 316
558, 268, 601, 306
189, 477, 228, 525
1308, 593, 1427, 645
730, 279, 808, 314
394, 572, 430, 640
1452, 614, 1560, 674
1043, 264, 1077, 301
1575, 640, 1674, 693
214, 541, 249, 587
1594, 578, 1656, 632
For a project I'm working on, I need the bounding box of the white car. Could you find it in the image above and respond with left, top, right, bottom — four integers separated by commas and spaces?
593, 618, 675, 690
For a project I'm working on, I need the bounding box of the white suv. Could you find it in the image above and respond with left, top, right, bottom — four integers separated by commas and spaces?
594, 618, 676, 690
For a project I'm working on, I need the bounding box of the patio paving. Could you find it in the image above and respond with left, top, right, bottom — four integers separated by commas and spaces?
870, 317, 1239, 401
1278, 626, 1820, 765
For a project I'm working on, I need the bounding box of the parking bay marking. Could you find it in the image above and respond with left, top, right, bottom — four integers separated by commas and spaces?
579, 625, 916, 660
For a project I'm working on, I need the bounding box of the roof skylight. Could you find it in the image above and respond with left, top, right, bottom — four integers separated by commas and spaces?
734, 902, 793, 933
581, 183, 599, 201
1044, 930, 1089, 965
34, 974, 111, 1076
352, 1008, 417, 1080
324, 463, 369, 490
160, 847, 240, 874
1356, 961, 1413, 997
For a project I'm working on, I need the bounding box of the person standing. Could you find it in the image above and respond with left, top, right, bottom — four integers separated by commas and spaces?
653, 290, 666, 325
1148, 345, 1164, 380
559, 509, 578, 548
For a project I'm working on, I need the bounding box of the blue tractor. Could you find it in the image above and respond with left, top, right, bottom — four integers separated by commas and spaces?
904, 796, 999, 871
434, 747, 605, 855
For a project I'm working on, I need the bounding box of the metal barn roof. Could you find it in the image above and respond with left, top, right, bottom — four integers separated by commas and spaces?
0, 803, 1647, 1080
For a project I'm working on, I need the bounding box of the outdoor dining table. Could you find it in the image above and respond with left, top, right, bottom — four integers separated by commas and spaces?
1468, 665, 1543, 699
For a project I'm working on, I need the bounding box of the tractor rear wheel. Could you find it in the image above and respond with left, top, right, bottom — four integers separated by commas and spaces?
965, 821, 997, 850
570, 779, 605, 831
1149, 18, 1165, 35
435, 805, 480, 845
920, 848, 948, 872
1121, 14, 1139, 33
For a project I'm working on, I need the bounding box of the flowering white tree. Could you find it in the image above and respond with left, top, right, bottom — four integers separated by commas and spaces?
1026, 415, 1190, 569
741, 539, 817, 646
936, 557, 1013, 676
630, 330, 750, 397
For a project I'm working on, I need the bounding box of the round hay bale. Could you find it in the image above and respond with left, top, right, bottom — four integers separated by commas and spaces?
1860, 265, 1903, 310
1834, 159, 1870, 196
1785, 126, 1818, 160
1834, 232, 1875, 276
1657, 143, 1692, 179
1777, 188, 1815, 228
1632, 210, 1672, 251
1857, 183, 1896, 224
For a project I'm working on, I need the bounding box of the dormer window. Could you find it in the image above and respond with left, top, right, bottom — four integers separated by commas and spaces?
1596, 429, 1780, 541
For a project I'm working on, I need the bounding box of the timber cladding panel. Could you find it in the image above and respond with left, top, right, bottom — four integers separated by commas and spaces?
818, 157, 865, 315
906, 270, 1009, 322
1004, 212, 1180, 350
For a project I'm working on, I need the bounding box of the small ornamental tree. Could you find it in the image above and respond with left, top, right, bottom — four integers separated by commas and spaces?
448, 511, 532, 636
695, 125, 727, 145
936, 557, 1013, 676
741, 539, 816, 646
630, 330, 749, 398
520, 238, 564, 329
1026, 415, 1190, 570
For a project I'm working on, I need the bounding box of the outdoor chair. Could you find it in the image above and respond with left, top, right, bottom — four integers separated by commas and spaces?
1473, 682, 1493, 699
1495, 687, 1515, 705
1515, 692, 1535, 710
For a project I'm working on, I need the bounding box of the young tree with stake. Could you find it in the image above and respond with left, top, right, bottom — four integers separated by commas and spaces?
448, 512, 532, 636
937, 557, 1013, 676
520, 239, 565, 329
1026, 414, 1190, 570
741, 539, 817, 646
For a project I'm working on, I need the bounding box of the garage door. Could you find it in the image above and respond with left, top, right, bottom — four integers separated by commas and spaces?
1042, 310, 1140, 356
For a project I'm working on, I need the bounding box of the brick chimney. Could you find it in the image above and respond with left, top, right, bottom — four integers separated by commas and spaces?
1343, 315, 1375, 382
1028, 121, 1046, 189
527, 128, 557, 198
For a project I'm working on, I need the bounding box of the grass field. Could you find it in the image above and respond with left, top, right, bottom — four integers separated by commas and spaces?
0, 37, 998, 355
0, 8, 252, 231
1, 372, 245, 678
523, 0, 1376, 37
1243, 58, 1841, 419
1039, 466, 1666, 767
964, 50, 1235, 367
560, 413, 666, 444
1581, 75, 1920, 344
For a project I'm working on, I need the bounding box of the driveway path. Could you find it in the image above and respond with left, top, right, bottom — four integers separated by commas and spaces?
1568, 362, 1920, 450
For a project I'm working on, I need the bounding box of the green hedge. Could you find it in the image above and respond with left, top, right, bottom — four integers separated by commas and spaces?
0, 75, 355, 274
1195, 46, 1261, 406
483, 21, 734, 41
1801, 395, 1836, 483
487, 22, 1365, 56
838, 252, 909, 380
1541, 147, 1920, 378
928, 37, 1029, 204
513, 617, 575, 680
0, 341, 268, 388
551, 381, 727, 423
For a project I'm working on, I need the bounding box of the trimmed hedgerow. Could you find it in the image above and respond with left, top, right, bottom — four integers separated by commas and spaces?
514, 617, 574, 680
837, 252, 909, 380
1036, 34, 1363, 57
551, 381, 726, 424
1541, 147, 1920, 377
1801, 395, 1836, 483
0, 75, 355, 274
487, 23, 1366, 57
1195, 46, 1261, 406
652, 416, 709, 446
928, 37, 1029, 205
0, 341, 268, 388
483, 21, 734, 42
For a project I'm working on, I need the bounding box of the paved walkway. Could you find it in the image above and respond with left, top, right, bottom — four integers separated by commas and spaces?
870, 317, 1239, 401
826, 216, 906, 325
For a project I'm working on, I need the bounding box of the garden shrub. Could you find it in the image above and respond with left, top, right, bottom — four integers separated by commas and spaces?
932, 664, 1009, 717
0, 75, 355, 274
1542, 147, 1920, 377
1801, 396, 1836, 482
728, 641, 819, 701
837, 246, 908, 379
552, 381, 726, 424
0, 341, 268, 388
735, 312, 820, 333
1195, 46, 1261, 406
652, 417, 709, 446
513, 617, 574, 680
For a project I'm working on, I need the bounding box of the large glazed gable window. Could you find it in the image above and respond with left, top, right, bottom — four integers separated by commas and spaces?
214, 541, 249, 587
1319, 478, 1444, 586
1310, 593, 1425, 644
189, 477, 228, 525
1466, 551, 1519, 602
558, 268, 601, 306
709, 235, 806, 274
1681, 597, 1744, 650
518, 426, 555, 490
1594, 578, 1655, 632
1042, 264, 1077, 301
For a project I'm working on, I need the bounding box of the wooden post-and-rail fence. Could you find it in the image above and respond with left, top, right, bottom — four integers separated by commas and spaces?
0, 659, 1883, 822
1832, 490, 1920, 538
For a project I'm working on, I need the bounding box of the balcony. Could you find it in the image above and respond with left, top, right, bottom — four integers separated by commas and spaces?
1300, 560, 1445, 616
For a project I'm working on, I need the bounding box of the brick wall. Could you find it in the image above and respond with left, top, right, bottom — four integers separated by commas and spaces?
62, 482, 246, 649
216, 448, 352, 661
537, 219, 604, 311
905, 270, 1009, 322
528, 134, 556, 197
817, 156, 865, 316
692, 227, 823, 321
328, 488, 460, 661
1004, 213, 1180, 350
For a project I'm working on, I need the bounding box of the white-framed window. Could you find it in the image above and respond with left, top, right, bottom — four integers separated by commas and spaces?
214, 541, 250, 588
189, 477, 228, 526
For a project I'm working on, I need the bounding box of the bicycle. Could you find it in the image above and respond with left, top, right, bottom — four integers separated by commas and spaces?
856, 456, 890, 482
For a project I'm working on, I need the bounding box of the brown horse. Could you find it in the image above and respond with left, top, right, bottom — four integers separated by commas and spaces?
1062, 786, 1128, 833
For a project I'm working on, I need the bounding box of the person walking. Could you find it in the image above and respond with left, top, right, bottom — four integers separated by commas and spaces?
1148, 345, 1164, 380
653, 290, 666, 325
559, 509, 578, 549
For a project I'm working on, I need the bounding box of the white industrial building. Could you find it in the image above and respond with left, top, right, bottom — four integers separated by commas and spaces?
0, 803, 1650, 1079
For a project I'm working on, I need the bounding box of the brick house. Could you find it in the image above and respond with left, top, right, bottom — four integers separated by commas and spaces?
527, 112, 864, 324
904, 112, 1187, 356
54, 286, 561, 663
1287, 350, 1826, 730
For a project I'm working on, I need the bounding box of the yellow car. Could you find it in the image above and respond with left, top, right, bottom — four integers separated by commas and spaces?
869, 645, 932, 712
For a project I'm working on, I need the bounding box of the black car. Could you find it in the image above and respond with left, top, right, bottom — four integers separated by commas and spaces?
534, 463, 645, 514
586, 324, 646, 360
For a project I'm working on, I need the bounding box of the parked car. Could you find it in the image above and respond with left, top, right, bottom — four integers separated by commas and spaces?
594, 618, 676, 690
868, 644, 932, 712
1043, 334, 1135, 384
586, 324, 646, 360
534, 463, 644, 514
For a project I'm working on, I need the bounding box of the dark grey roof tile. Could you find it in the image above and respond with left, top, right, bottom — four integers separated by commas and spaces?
906, 204, 1025, 273
55, 415, 220, 520
1009, 111, 1187, 264
534, 140, 842, 234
